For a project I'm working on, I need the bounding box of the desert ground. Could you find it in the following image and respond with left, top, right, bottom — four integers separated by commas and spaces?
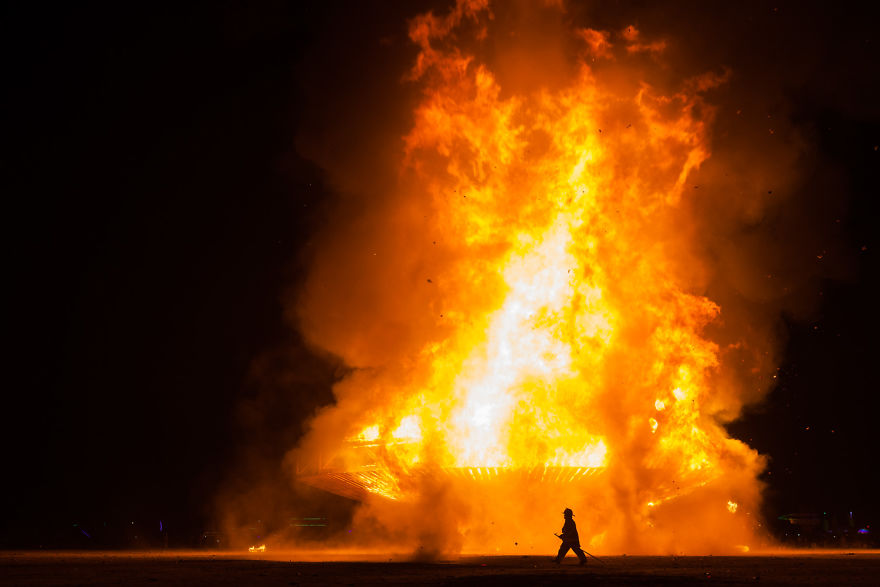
2, 550, 879, 586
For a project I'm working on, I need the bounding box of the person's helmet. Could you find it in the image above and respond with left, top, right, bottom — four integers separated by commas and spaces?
563, 508, 574, 517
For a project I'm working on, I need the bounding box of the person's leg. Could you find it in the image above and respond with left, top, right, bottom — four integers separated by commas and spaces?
554, 543, 571, 562
573, 545, 587, 565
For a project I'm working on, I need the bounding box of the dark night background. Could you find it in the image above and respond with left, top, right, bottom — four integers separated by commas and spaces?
3, 1, 879, 548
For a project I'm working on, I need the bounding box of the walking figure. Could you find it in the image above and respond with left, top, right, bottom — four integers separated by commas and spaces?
554, 507, 587, 565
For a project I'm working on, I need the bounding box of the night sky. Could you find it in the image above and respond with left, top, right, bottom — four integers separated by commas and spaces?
4, 1, 879, 548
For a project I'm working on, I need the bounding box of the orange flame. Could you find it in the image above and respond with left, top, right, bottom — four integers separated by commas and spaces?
294, 0, 767, 555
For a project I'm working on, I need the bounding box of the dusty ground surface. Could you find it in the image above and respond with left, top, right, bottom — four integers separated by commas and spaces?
2, 551, 879, 586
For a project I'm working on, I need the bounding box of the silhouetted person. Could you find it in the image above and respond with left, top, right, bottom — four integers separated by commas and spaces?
554, 508, 587, 565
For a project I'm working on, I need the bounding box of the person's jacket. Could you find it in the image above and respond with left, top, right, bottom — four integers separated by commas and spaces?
560, 517, 580, 545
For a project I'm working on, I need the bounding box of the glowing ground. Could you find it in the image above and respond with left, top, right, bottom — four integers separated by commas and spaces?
2, 551, 879, 586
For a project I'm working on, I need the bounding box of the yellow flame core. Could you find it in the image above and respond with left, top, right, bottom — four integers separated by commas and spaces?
355, 425, 380, 443
302, 2, 766, 554
357, 57, 728, 481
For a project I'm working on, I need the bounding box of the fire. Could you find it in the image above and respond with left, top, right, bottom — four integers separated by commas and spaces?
295, 0, 767, 555
248, 544, 266, 553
